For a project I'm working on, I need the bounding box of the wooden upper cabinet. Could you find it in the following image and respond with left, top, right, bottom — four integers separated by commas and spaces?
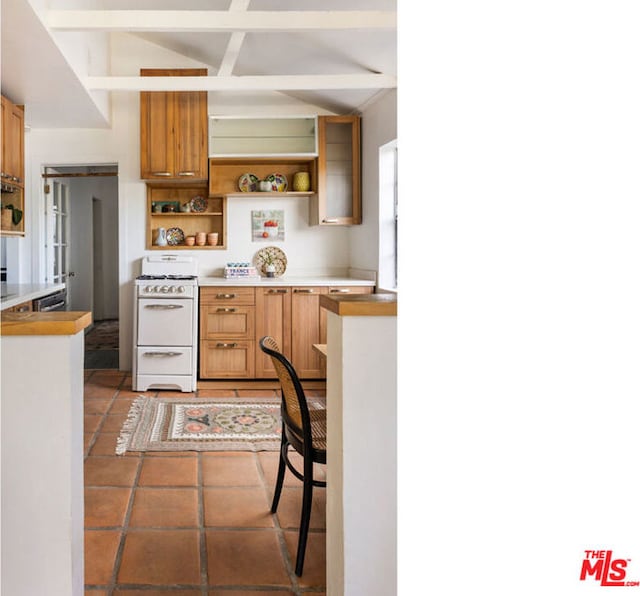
140, 68, 208, 181
1, 95, 25, 187
311, 114, 361, 226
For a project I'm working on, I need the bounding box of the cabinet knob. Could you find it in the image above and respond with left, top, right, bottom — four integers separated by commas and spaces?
151, 171, 172, 176
216, 293, 236, 299
216, 342, 238, 349
267, 289, 288, 294
177, 171, 195, 177
216, 307, 237, 313
330, 288, 351, 293
293, 289, 314, 293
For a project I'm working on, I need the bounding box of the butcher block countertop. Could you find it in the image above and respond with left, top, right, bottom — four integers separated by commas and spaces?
0, 311, 92, 336
198, 276, 375, 287
320, 293, 397, 316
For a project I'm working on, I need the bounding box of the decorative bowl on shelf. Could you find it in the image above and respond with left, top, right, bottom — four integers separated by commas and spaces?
265, 173, 288, 192
190, 196, 207, 212
166, 227, 185, 246
238, 173, 259, 192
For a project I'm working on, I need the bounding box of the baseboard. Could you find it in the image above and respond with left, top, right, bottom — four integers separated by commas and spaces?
197, 379, 326, 390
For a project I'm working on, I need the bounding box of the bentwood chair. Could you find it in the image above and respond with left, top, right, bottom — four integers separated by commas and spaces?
259, 336, 327, 577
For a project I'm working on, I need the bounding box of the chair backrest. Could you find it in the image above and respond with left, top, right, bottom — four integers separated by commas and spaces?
259, 336, 313, 449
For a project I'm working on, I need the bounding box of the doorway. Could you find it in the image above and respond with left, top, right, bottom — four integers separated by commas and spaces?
43, 164, 119, 369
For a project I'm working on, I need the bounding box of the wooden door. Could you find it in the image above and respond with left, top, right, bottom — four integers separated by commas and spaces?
2, 96, 24, 186
255, 287, 291, 378
314, 115, 361, 225
291, 286, 327, 378
140, 91, 174, 179
174, 91, 208, 180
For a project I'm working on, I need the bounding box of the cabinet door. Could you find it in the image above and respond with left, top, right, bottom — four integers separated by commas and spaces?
255, 287, 291, 378
200, 304, 255, 340
2, 97, 24, 186
313, 115, 361, 226
200, 340, 255, 378
140, 91, 174, 179
174, 91, 208, 180
291, 286, 328, 379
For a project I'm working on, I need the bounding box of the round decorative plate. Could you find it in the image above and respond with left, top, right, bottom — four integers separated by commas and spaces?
166, 227, 185, 246
254, 246, 288, 277
238, 173, 259, 192
265, 173, 288, 192
190, 195, 207, 212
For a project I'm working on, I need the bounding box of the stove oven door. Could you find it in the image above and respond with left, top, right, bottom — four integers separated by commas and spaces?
137, 298, 194, 346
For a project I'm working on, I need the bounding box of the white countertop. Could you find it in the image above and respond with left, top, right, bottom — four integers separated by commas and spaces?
198, 276, 375, 287
0, 283, 66, 311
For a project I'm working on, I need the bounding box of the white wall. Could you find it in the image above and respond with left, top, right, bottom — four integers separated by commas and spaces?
350, 90, 398, 275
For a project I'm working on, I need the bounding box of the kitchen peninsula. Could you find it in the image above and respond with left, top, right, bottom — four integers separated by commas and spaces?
1, 310, 91, 596
320, 292, 397, 596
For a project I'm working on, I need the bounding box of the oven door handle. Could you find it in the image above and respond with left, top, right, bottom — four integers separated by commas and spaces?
143, 351, 183, 357
144, 304, 184, 310
40, 300, 66, 312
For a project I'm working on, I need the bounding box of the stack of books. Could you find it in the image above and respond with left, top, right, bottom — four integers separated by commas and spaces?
223, 262, 260, 279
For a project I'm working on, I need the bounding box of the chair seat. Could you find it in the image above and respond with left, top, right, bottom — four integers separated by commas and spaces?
289, 407, 326, 451
309, 408, 327, 451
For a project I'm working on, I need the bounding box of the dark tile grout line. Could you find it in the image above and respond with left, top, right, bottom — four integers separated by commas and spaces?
103, 438, 143, 595
255, 450, 304, 596
197, 450, 209, 594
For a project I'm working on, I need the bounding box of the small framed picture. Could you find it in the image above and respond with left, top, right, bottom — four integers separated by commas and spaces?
252, 209, 284, 241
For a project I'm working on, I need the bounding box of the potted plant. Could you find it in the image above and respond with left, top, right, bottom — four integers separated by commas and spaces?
2, 204, 22, 229
263, 253, 277, 277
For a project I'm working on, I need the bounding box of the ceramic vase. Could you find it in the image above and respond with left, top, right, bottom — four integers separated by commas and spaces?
292, 171, 310, 192
156, 227, 167, 246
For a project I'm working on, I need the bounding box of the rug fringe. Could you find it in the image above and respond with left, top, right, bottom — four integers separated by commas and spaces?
115, 395, 148, 455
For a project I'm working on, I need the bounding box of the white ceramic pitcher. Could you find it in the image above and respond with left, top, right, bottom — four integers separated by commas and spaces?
156, 227, 167, 246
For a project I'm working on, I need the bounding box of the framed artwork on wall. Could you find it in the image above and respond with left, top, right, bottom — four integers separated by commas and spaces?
252, 209, 284, 242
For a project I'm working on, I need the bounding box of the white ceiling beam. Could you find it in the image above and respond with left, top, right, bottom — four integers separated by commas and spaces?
85, 74, 397, 92
47, 10, 396, 32
217, 0, 251, 77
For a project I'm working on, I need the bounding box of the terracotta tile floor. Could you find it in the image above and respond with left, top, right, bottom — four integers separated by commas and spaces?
83, 369, 326, 595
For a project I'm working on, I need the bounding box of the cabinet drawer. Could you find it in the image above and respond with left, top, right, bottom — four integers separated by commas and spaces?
137, 347, 193, 375
199, 340, 255, 378
200, 287, 255, 305
200, 305, 255, 339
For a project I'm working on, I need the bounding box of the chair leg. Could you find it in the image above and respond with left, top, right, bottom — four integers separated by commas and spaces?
295, 456, 314, 576
271, 425, 287, 513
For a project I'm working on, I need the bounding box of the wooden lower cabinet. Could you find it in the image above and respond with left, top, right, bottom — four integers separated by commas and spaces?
199, 284, 373, 379
255, 287, 292, 378
199, 340, 255, 378
199, 287, 256, 378
290, 286, 328, 379
3, 300, 32, 313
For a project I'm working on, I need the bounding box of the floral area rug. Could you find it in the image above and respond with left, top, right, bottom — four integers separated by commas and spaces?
116, 396, 296, 454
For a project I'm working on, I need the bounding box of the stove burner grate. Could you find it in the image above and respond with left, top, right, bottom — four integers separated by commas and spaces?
137, 274, 197, 281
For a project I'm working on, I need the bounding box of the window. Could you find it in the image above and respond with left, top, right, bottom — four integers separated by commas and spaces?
378, 139, 398, 290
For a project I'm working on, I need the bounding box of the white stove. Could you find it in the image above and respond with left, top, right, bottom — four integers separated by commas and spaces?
133, 256, 199, 392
